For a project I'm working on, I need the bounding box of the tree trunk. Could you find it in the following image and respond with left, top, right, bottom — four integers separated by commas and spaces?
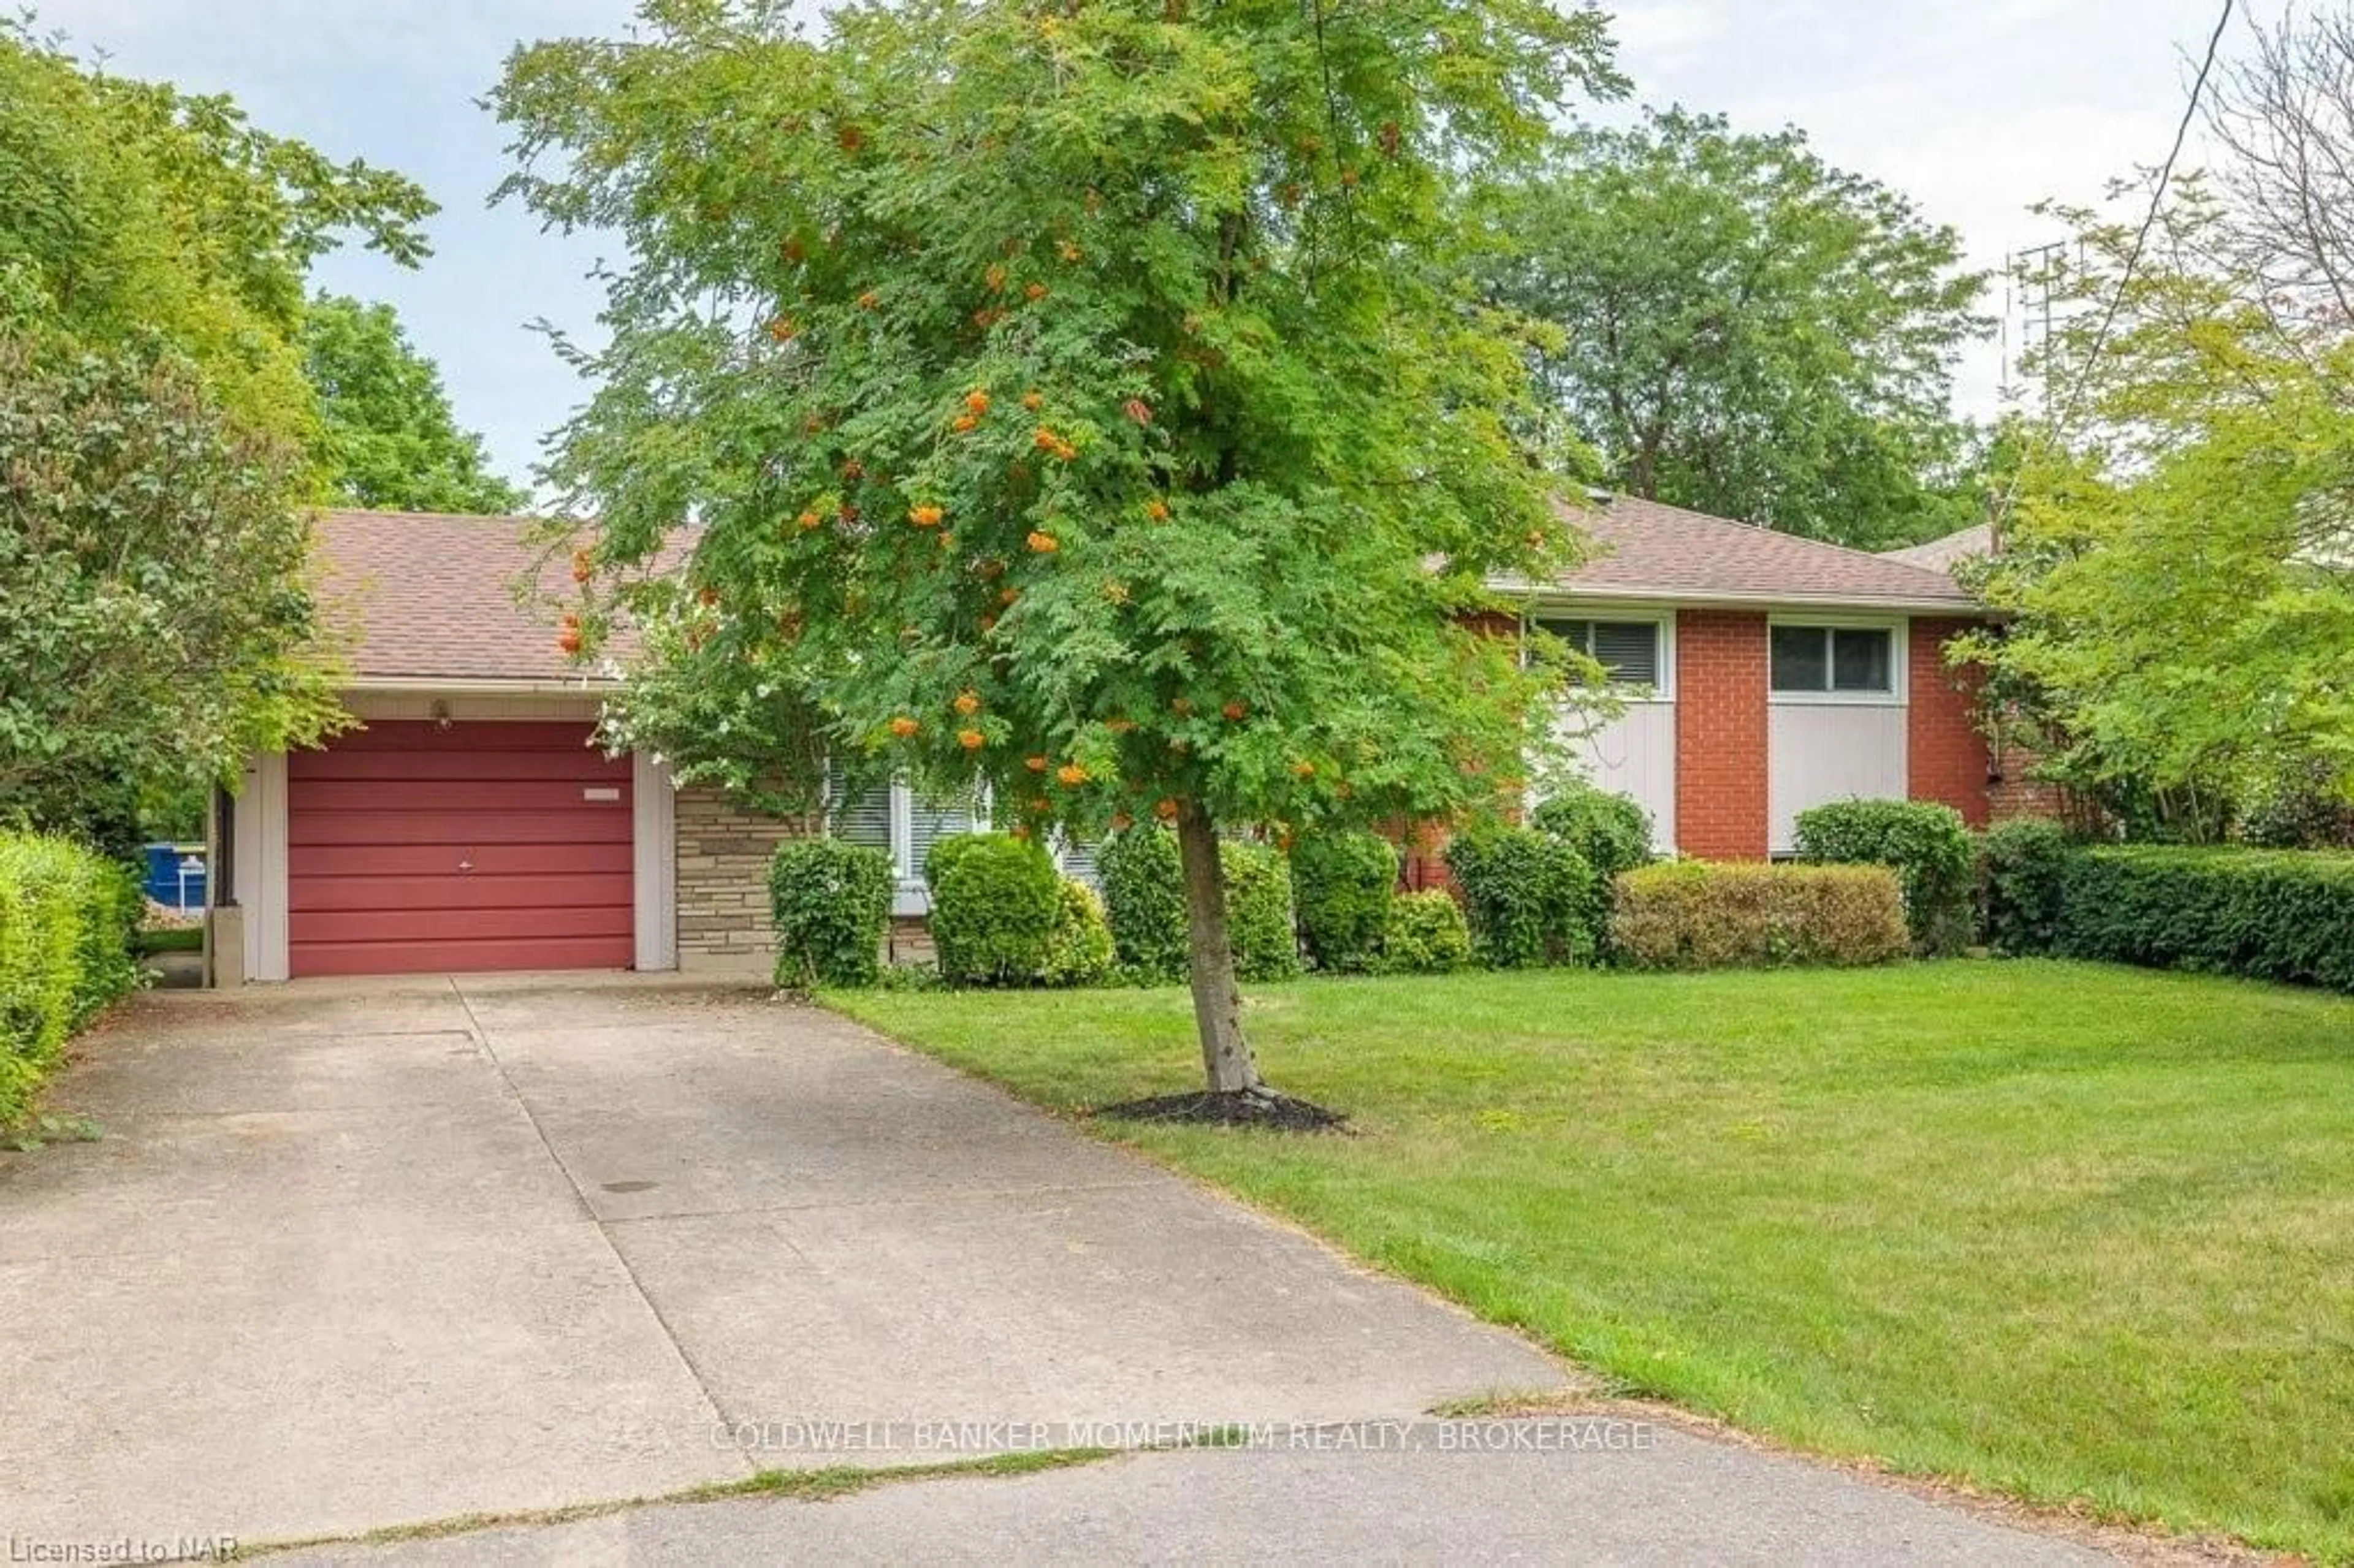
1173, 799, 1263, 1095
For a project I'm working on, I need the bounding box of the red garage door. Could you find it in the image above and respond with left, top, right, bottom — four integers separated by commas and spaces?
288, 720, 634, 976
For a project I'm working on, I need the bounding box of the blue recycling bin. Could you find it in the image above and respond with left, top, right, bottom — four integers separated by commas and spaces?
142, 843, 208, 913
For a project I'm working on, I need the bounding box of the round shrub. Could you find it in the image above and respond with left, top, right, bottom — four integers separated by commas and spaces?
1444, 826, 1595, 968
1095, 824, 1299, 983
1532, 781, 1653, 939
1290, 830, 1398, 973
1976, 818, 2072, 955
926, 831, 1061, 985
1098, 825, 1189, 983
1792, 799, 1975, 957
1040, 879, 1116, 987
768, 837, 894, 989
1378, 888, 1472, 973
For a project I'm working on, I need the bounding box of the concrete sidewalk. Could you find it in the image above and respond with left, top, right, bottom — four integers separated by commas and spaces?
276, 1434, 2116, 1567
0, 973, 2121, 1562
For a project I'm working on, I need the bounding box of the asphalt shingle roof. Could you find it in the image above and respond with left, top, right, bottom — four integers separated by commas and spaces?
314, 509, 621, 686
1552, 494, 1978, 610
316, 496, 1979, 688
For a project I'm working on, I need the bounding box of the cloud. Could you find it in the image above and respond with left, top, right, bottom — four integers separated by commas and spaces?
1607, 1, 1735, 61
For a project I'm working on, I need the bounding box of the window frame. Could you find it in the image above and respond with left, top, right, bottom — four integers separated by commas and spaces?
1528, 608, 1675, 701
1766, 617, 1908, 706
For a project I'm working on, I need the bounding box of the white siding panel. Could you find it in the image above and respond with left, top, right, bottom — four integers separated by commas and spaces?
1767, 704, 1909, 853
1558, 702, 1677, 854
235, 752, 290, 982
632, 751, 678, 972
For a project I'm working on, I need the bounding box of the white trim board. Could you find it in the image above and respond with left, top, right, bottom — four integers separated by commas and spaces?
632, 751, 679, 972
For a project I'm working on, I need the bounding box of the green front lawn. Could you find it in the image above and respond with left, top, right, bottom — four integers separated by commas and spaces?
835, 961, 2354, 1561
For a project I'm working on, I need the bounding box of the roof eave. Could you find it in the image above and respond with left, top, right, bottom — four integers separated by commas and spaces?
341, 674, 622, 696
1488, 577, 1986, 617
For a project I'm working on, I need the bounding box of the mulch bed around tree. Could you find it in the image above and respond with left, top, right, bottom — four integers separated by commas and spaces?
1092, 1088, 1349, 1133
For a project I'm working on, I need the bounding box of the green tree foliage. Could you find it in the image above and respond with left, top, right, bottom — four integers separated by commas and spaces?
1966, 13, 2354, 834
301, 294, 525, 514
0, 21, 433, 845
1964, 180, 2354, 832
0, 18, 433, 447
0, 337, 347, 845
1483, 108, 1988, 549
493, 0, 1620, 1090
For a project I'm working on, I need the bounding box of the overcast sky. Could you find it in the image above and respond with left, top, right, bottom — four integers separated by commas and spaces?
32, 0, 2242, 495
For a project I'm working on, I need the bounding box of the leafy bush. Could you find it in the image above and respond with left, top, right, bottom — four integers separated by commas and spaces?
1444, 827, 1594, 968
1290, 830, 1398, 973
1099, 826, 1190, 982
0, 833, 139, 1125
1220, 837, 1302, 981
1377, 889, 1473, 973
1793, 799, 1975, 956
1095, 826, 1298, 983
2054, 847, 2354, 992
1976, 819, 2073, 955
1532, 781, 1654, 936
768, 837, 894, 989
1040, 879, 1116, 988
1611, 861, 1910, 970
2237, 765, 2354, 850
926, 832, 1062, 985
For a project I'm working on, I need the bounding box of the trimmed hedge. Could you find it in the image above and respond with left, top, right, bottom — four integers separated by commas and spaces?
2054, 847, 2354, 992
769, 837, 894, 989
1794, 799, 1975, 956
1611, 861, 1910, 971
1976, 818, 2073, 956
1095, 826, 1299, 983
1290, 830, 1398, 973
1378, 889, 1473, 973
926, 832, 1062, 985
1444, 827, 1594, 968
1532, 782, 1653, 940
1, 834, 140, 1125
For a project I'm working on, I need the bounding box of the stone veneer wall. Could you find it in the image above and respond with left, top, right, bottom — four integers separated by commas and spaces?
674, 785, 814, 973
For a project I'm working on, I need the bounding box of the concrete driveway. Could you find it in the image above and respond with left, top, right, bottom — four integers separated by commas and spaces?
0, 975, 2119, 1562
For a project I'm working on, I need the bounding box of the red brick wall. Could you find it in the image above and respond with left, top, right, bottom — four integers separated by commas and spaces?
1907, 618, 1993, 829
1674, 610, 1770, 859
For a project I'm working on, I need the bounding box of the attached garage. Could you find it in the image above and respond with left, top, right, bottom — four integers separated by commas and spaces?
286, 720, 634, 976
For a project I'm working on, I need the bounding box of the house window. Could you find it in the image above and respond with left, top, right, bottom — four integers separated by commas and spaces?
826, 763, 1092, 909
1537, 617, 1663, 689
1770, 624, 1897, 696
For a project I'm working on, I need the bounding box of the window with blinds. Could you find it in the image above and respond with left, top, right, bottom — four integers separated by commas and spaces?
1538, 617, 1663, 689
1054, 832, 1102, 889
823, 761, 893, 852
907, 788, 984, 880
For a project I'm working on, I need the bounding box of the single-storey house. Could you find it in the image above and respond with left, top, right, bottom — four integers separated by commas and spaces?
210, 500, 2016, 983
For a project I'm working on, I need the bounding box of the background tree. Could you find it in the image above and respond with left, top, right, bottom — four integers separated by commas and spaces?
0, 18, 432, 448
302, 293, 526, 513
1965, 19, 2354, 842
496, 0, 1620, 1101
1483, 107, 1989, 549
0, 21, 433, 850
0, 336, 345, 856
